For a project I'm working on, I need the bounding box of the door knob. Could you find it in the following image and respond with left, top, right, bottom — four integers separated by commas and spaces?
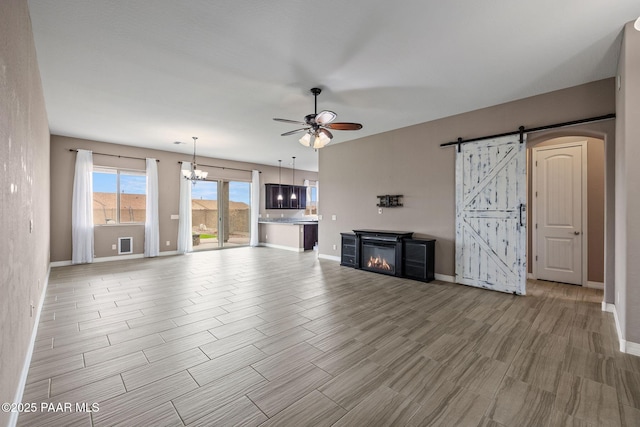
573, 231, 580, 235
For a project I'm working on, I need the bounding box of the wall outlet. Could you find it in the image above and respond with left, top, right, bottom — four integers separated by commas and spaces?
265, 234, 268, 240
30, 301, 34, 317
170, 214, 179, 220
281, 213, 284, 217
318, 214, 323, 220
378, 208, 383, 214
266, 214, 269, 218
332, 244, 337, 250
166, 241, 170, 246
331, 215, 337, 221
111, 244, 117, 250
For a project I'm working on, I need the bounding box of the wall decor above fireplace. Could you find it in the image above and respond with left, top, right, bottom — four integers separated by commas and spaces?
376, 195, 403, 207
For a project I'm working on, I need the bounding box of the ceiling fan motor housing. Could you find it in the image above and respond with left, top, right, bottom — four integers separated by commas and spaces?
304, 114, 317, 125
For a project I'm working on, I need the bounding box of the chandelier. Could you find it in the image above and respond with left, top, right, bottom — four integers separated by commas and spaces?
182, 136, 208, 181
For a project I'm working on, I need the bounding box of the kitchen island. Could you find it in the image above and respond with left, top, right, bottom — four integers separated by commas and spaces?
258, 219, 318, 252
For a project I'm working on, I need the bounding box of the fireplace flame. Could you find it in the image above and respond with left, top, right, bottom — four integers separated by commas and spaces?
367, 255, 392, 271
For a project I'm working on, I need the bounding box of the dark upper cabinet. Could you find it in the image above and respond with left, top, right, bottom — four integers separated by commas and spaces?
265, 184, 307, 209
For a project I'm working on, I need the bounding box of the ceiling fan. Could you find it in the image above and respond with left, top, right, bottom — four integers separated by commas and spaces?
274, 88, 363, 149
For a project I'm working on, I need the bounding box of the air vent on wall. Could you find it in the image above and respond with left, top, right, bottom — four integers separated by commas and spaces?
118, 237, 133, 254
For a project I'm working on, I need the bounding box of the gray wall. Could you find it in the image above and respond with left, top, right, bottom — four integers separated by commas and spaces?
318, 79, 615, 281
0, 1, 51, 424
615, 22, 640, 344
50, 136, 317, 262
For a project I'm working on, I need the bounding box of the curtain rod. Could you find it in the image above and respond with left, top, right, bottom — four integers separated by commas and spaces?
440, 113, 616, 150
68, 149, 159, 162
178, 161, 260, 174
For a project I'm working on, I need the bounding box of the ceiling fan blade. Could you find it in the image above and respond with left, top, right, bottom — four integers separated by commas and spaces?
318, 128, 333, 139
273, 118, 306, 125
315, 110, 337, 125
281, 128, 310, 136
325, 122, 363, 131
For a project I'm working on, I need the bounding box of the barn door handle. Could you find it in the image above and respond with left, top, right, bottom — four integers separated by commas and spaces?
519, 204, 525, 226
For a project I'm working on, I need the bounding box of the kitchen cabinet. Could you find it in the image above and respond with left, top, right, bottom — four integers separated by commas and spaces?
304, 224, 318, 250
265, 184, 307, 209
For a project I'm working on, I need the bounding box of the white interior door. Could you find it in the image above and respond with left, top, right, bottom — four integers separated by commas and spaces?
533, 143, 585, 285
456, 135, 527, 295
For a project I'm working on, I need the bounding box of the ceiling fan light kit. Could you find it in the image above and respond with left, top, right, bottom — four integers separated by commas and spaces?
274, 87, 363, 149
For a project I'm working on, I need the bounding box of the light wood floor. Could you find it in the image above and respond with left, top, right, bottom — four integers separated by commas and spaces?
19, 248, 640, 426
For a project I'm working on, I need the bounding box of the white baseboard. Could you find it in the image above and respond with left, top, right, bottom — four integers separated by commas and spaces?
602, 302, 615, 313
627, 341, 640, 357
434, 273, 455, 283
586, 281, 604, 290
9, 265, 51, 427
609, 303, 640, 356
612, 304, 624, 352
319, 254, 341, 262
259, 243, 303, 253
159, 250, 179, 257
50, 250, 181, 268
50, 259, 72, 267
93, 253, 145, 263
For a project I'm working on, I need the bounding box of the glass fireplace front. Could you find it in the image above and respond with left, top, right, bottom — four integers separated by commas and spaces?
361, 242, 396, 275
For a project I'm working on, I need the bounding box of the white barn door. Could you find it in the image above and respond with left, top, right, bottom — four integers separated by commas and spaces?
455, 135, 527, 295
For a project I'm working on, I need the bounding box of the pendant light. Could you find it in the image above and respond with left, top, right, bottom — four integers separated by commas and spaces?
277, 160, 283, 207
182, 137, 208, 182
290, 156, 297, 200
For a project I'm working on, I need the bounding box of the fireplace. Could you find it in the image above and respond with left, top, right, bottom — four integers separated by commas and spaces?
353, 230, 413, 277
362, 239, 396, 275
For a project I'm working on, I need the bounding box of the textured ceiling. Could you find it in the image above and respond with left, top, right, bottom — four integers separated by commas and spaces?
28, 0, 640, 172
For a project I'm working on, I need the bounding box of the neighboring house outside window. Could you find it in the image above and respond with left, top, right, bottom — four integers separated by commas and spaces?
93, 167, 146, 224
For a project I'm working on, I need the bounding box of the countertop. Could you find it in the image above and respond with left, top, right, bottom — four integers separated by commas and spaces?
258, 219, 318, 225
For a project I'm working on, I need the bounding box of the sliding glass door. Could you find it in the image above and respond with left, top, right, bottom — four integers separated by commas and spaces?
191, 180, 250, 250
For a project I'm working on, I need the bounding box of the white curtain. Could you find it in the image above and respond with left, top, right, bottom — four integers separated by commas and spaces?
144, 158, 160, 257
249, 169, 260, 247
72, 149, 94, 264
177, 162, 193, 254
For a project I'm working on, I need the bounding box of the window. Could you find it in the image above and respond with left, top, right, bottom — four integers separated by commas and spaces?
93, 167, 146, 224
305, 184, 318, 215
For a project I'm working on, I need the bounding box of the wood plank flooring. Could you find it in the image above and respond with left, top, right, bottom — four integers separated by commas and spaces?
17, 247, 639, 426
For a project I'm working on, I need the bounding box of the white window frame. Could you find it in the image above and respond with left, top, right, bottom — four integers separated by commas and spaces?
93, 166, 147, 225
